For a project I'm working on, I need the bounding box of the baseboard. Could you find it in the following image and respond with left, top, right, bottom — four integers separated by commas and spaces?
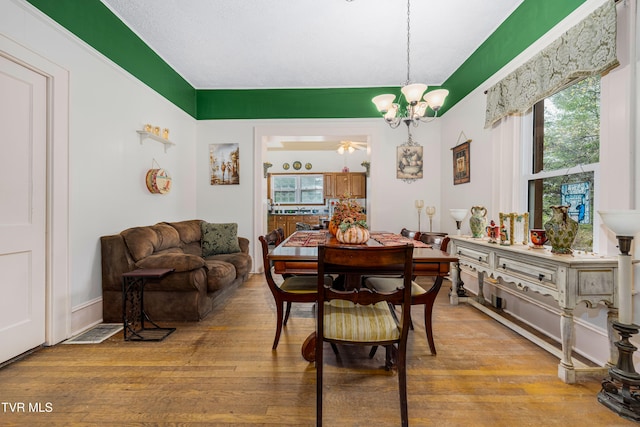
70, 297, 104, 337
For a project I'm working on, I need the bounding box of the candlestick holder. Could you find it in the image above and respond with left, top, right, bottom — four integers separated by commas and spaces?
597, 210, 640, 422
415, 200, 424, 232
426, 206, 436, 232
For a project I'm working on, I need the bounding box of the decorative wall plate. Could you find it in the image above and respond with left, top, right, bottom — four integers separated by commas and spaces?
146, 168, 172, 194
283, 162, 290, 170
305, 162, 312, 170
293, 161, 302, 170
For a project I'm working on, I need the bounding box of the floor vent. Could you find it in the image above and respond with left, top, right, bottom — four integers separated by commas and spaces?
63, 324, 122, 344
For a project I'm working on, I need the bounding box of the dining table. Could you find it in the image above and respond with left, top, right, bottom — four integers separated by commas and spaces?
267, 230, 459, 361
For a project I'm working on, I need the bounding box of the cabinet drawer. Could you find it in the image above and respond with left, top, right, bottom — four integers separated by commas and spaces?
496, 254, 556, 285
456, 246, 490, 267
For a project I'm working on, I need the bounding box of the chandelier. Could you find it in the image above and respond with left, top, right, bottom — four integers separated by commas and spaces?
371, 0, 449, 129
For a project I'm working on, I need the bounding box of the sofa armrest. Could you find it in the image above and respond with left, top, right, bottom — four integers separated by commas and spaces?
135, 253, 206, 272
101, 234, 136, 292
238, 237, 250, 254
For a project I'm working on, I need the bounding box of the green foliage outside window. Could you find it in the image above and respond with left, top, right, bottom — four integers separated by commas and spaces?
531, 76, 600, 252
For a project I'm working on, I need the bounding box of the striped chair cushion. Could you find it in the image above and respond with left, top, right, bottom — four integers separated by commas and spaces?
364, 277, 426, 296
323, 299, 400, 342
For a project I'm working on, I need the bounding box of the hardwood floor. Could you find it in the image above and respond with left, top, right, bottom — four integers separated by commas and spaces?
0, 274, 634, 426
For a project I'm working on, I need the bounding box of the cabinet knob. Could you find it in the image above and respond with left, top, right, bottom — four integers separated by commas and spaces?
479, 257, 483, 262
502, 263, 507, 270
538, 273, 545, 281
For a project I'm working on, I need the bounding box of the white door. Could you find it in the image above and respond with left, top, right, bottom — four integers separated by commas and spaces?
0, 54, 47, 363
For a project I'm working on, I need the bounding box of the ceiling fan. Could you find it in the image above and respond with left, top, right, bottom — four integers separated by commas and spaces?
337, 140, 366, 154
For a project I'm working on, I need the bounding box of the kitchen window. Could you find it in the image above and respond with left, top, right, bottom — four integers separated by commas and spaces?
270, 174, 324, 204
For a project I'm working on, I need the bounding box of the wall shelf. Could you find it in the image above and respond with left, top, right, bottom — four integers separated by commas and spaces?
137, 130, 175, 152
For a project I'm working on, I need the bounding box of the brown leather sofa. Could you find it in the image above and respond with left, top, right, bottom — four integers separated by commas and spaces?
100, 219, 252, 322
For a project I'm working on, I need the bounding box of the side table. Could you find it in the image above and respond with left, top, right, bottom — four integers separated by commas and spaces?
122, 268, 176, 341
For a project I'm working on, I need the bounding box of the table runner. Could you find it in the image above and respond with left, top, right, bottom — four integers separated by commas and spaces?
370, 232, 431, 248
283, 231, 329, 247
283, 231, 431, 248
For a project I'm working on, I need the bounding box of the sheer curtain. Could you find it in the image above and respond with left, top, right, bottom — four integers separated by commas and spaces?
490, 114, 526, 215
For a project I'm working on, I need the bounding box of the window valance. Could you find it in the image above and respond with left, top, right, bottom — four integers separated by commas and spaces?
485, 0, 618, 128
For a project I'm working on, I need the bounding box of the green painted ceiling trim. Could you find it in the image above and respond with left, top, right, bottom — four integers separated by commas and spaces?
442, 0, 586, 110
25, 0, 196, 117
196, 87, 435, 120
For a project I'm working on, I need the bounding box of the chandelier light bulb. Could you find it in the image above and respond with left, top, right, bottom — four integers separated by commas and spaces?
401, 83, 428, 104
384, 104, 399, 121
423, 89, 450, 111
372, 94, 396, 113
413, 102, 428, 118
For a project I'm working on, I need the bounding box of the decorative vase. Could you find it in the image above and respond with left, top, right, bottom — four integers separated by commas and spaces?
543, 205, 578, 254
469, 206, 487, 238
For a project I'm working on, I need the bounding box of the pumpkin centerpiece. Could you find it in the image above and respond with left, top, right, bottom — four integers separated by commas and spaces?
329, 195, 368, 244
336, 217, 370, 244
329, 194, 367, 237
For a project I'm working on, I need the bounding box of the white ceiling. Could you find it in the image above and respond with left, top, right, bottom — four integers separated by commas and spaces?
101, 0, 524, 90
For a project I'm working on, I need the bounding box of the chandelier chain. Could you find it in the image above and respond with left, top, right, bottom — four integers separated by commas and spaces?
405, 0, 411, 85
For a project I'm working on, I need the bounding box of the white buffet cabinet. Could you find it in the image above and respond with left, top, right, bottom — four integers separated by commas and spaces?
448, 236, 618, 384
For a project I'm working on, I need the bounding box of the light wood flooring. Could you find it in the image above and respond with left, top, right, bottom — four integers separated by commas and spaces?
0, 274, 635, 426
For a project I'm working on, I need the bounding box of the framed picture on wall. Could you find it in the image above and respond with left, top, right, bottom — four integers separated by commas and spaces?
397, 144, 423, 181
452, 140, 471, 185
209, 143, 240, 185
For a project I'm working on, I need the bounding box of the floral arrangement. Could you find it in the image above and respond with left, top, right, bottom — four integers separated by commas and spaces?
338, 217, 368, 232
330, 194, 368, 233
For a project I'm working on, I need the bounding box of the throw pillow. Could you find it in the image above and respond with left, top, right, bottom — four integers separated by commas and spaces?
201, 222, 241, 256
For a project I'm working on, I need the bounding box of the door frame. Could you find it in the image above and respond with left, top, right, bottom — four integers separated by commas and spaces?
0, 34, 70, 346
253, 122, 376, 271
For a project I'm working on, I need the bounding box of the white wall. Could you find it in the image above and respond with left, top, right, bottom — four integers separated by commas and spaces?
1, 0, 198, 335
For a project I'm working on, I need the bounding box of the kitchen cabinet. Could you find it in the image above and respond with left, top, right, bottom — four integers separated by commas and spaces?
323, 172, 366, 198
268, 214, 320, 238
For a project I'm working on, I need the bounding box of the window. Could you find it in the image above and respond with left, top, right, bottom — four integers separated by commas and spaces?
528, 76, 600, 251
270, 174, 324, 204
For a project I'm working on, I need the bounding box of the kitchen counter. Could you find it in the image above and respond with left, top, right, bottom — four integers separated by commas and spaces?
268, 213, 326, 238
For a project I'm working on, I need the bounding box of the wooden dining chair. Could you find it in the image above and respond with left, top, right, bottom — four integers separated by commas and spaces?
366, 233, 451, 356
316, 244, 413, 427
400, 227, 421, 241
264, 228, 283, 252
420, 232, 449, 250
259, 234, 332, 350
